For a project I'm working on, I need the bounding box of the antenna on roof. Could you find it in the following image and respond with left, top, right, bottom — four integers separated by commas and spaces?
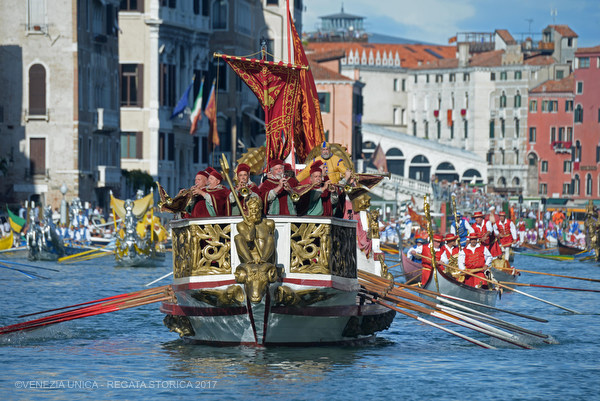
550, 8, 557, 24
525, 18, 533, 36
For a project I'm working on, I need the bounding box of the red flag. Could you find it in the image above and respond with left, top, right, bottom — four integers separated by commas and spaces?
204, 81, 219, 150
370, 143, 388, 173
289, 11, 325, 160
221, 55, 301, 165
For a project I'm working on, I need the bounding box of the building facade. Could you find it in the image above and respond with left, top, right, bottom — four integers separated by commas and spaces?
0, 0, 121, 209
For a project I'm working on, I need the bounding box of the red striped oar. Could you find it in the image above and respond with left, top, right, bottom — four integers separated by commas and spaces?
18, 285, 169, 318
1, 286, 172, 334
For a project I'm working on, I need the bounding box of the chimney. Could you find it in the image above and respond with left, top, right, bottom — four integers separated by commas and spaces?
458, 42, 470, 68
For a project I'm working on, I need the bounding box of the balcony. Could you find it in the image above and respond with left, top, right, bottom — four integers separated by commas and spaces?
552, 141, 572, 154
538, 41, 555, 52
95, 108, 119, 131
97, 165, 121, 187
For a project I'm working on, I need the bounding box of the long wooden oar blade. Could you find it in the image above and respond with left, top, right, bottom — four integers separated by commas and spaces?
499, 282, 600, 293
0, 259, 60, 272
514, 269, 600, 283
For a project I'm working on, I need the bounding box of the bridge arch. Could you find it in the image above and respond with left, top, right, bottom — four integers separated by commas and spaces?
462, 168, 483, 184
435, 162, 458, 182
409, 154, 431, 183
386, 147, 404, 176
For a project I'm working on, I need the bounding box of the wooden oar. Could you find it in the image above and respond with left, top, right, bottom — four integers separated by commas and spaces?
361, 282, 532, 349
0, 264, 44, 279
144, 271, 173, 287
0, 246, 27, 254
359, 273, 544, 346
360, 293, 495, 349
508, 268, 600, 283
359, 270, 548, 322
499, 282, 600, 293
459, 269, 580, 314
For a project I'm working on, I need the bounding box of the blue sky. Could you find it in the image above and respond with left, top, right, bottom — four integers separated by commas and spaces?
302, 0, 600, 47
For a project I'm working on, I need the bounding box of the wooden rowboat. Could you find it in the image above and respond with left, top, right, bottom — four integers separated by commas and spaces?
557, 238, 586, 256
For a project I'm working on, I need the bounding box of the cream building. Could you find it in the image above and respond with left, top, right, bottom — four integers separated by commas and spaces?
0, 0, 121, 210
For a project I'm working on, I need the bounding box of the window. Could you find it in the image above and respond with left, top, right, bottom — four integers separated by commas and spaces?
160, 0, 176, 7
28, 64, 46, 115
435, 74, 443, 83
500, 118, 505, 138
212, 0, 228, 30
529, 127, 536, 143
401, 79, 406, 91
579, 57, 590, 68
212, 59, 227, 91
27, 0, 47, 32
393, 78, 401, 92
564, 160, 572, 173
575, 104, 583, 123
556, 70, 564, 79
490, 72, 495, 81
202, 0, 209, 16
159, 63, 176, 107
424, 121, 429, 139
550, 100, 558, 112
193, 0, 200, 14
168, 132, 174, 161
597, 144, 600, 163
449, 73, 455, 82
463, 73, 470, 82
120, 64, 143, 107
563, 183, 571, 195
567, 127, 573, 141
541, 100, 549, 112
529, 99, 537, 112
576, 81, 583, 94
573, 175, 580, 195
159, 132, 165, 160
514, 92, 521, 108
539, 183, 547, 195
489, 120, 495, 138
586, 174, 593, 196
266, 0, 278, 4
558, 127, 565, 141
121, 132, 142, 159
393, 107, 401, 125
412, 120, 417, 136
515, 118, 519, 138
414, 75, 418, 83
318, 92, 330, 113
565, 100, 573, 112
436, 120, 441, 139
514, 71, 522, 80
486, 150, 494, 164
598, 107, 600, 122
500, 71, 507, 80
499, 92, 507, 108
464, 119, 468, 138
120, 0, 143, 11
450, 122, 454, 139
551, 127, 556, 143
426, 75, 430, 83
541, 160, 548, 172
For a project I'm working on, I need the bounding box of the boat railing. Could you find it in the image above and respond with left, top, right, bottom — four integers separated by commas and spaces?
169, 216, 358, 280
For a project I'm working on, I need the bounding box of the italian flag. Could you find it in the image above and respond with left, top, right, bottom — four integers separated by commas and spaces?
189, 78, 204, 135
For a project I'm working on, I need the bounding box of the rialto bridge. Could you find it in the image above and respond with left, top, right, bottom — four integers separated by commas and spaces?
358, 124, 488, 214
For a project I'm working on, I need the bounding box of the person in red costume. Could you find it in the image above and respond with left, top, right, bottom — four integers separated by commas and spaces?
186, 170, 210, 218
295, 161, 337, 216
443, 233, 460, 258
493, 211, 517, 260
229, 163, 259, 216
472, 210, 501, 257
408, 233, 449, 286
202, 170, 231, 216
258, 159, 297, 215
458, 232, 492, 288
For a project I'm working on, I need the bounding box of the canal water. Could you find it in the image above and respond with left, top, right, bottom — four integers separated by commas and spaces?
0, 251, 599, 400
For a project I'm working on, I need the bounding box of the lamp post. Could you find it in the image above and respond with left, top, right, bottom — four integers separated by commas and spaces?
60, 184, 68, 225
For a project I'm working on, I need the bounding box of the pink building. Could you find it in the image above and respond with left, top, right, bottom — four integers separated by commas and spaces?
572, 45, 600, 198
527, 75, 574, 198
308, 51, 364, 160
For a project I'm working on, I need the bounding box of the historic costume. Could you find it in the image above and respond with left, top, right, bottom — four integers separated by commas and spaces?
296, 142, 350, 184
458, 233, 493, 288
295, 162, 337, 216
229, 163, 260, 216
258, 159, 297, 215
408, 234, 449, 286
450, 212, 473, 248
204, 170, 231, 217
493, 211, 517, 259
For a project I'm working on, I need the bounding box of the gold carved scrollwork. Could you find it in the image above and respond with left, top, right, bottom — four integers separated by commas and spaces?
377, 254, 394, 282
290, 223, 331, 274
163, 315, 195, 338
330, 224, 357, 278
191, 285, 245, 307
274, 285, 336, 307
172, 224, 231, 278
444, 255, 465, 282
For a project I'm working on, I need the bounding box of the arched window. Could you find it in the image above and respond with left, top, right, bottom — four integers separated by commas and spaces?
497, 177, 507, 187
409, 155, 430, 183
29, 64, 46, 115
212, 0, 228, 30
586, 173, 593, 196
573, 174, 580, 195
499, 91, 507, 108
386, 148, 405, 176
512, 177, 520, 187
528, 152, 538, 167
435, 162, 458, 182
574, 104, 583, 123
462, 169, 482, 184
514, 91, 521, 108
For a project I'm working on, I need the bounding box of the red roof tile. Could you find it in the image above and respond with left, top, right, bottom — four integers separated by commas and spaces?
308, 59, 353, 82
306, 42, 456, 68
495, 29, 516, 45
307, 49, 346, 62
576, 45, 600, 55
530, 74, 574, 94
547, 25, 578, 38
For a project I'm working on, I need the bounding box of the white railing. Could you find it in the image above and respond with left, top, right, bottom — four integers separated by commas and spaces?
365, 167, 431, 199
